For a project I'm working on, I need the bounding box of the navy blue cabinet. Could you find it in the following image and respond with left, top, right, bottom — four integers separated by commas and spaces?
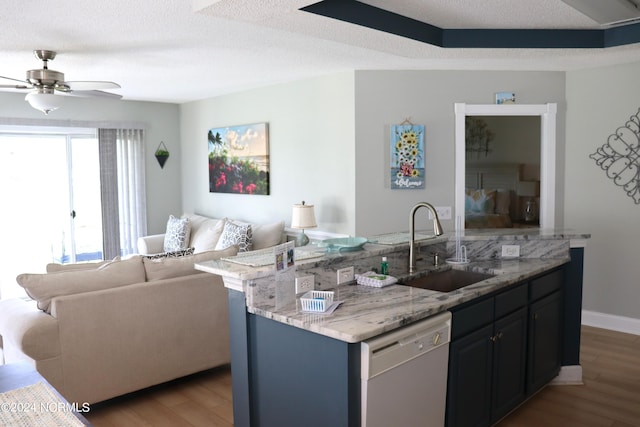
492, 307, 528, 422
446, 267, 565, 427
527, 270, 563, 394
446, 283, 528, 427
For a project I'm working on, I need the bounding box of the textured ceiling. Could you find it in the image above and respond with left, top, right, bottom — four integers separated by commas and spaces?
1, 0, 639, 104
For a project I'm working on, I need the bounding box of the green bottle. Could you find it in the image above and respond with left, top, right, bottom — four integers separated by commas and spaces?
380, 257, 389, 275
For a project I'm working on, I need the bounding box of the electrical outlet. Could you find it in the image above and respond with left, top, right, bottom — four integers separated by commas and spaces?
436, 206, 452, 220
295, 275, 315, 294
429, 206, 452, 220
502, 245, 520, 257
337, 266, 355, 284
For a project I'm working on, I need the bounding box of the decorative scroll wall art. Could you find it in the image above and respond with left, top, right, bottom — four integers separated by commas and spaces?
391, 121, 425, 189
589, 108, 640, 204
208, 122, 270, 195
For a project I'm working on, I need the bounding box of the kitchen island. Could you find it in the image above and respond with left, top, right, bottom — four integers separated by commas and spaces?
196, 229, 589, 427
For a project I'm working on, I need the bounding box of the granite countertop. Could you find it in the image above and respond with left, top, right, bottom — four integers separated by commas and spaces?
246, 257, 568, 343
195, 229, 587, 343
195, 229, 589, 284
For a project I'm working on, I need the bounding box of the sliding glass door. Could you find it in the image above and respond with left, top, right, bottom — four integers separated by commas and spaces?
0, 128, 102, 299
67, 135, 103, 262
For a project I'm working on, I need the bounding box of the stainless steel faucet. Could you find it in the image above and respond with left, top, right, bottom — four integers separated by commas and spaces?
409, 202, 444, 273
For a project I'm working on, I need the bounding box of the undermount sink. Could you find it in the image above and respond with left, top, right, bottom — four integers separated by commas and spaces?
399, 269, 494, 293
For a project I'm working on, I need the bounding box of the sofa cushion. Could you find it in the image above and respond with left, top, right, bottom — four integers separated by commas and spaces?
251, 220, 285, 250
163, 215, 191, 252
17, 256, 145, 313
143, 245, 239, 281
189, 217, 226, 253
184, 213, 218, 233
0, 298, 61, 361
46, 256, 121, 273
215, 220, 253, 252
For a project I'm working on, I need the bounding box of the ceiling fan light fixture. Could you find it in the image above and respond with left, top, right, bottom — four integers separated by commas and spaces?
25, 89, 63, 115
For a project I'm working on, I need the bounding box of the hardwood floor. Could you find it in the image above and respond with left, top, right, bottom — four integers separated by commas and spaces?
497, 326, 640, 427
85, 365, 234, 427
85, 326, 640, 427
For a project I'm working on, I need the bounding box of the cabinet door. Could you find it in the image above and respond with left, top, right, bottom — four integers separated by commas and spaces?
528, 291, 562, 394
446, 324, 493, 427
491, 307, 528, 423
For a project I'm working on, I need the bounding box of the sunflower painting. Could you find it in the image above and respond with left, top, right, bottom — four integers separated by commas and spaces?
390, 124, 425, 189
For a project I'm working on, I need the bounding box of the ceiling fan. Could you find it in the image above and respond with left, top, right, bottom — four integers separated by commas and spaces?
0, 50, 122, 115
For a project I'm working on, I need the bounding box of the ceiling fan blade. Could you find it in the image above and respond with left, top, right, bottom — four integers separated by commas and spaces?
65, 81, 121, 91
66, 89, 123, 99
0, 75, 29, 84
0, 84, 31, 89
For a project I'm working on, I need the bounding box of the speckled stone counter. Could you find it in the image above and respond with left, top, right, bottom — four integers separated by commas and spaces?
195, 229, 589, 343
248, 258, 568, 342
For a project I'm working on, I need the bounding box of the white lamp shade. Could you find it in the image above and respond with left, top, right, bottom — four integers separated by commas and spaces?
291, 203, 317, 229
25, 91, 63, 115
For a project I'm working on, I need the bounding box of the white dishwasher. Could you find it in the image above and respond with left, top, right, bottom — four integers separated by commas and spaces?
361, 311, 451, 427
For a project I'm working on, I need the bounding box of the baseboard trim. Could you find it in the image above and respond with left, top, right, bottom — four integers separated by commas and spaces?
550, 365, 583, 385
582, 310, 640, 336
553, 311, 640, 387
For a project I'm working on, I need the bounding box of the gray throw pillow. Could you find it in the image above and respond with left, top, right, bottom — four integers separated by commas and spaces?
215, 220, 253, 252
163, 215, 191, 252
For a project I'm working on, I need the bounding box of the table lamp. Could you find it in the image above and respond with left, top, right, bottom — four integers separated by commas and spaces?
518, 181, 540, 222
291, 201, 317, 246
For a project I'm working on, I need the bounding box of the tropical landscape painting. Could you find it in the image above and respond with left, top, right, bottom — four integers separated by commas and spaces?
208, 122, 270, 195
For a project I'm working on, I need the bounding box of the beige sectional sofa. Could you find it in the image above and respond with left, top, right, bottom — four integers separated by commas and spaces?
0, 213, 285, 405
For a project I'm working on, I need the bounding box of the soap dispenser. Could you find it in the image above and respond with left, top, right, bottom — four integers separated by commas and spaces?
380, 257, 389, 275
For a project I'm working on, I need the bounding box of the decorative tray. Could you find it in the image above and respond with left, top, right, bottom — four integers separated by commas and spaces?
355, 272, 398, 288
318, 237, 368, 252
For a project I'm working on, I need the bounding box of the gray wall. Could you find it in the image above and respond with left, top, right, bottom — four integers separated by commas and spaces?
179, 73, 356, 235
565, 61, 640, 320
178, 70, 566, 237
353, 70, 566, 236
0, 92, 181, 235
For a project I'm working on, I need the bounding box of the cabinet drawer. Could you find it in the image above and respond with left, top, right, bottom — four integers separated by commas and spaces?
452, 298, 494, 340
495, 283, 528, 318
530, 269, 563, 301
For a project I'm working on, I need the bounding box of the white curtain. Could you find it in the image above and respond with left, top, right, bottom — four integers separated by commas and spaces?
116, 128, 147, 256
99, 128, 147, 258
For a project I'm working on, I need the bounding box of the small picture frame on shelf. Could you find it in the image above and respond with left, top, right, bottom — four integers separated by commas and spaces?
495, 92, 516, 104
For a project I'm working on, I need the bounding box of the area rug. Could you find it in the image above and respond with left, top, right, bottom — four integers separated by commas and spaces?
0, 382, 85, 426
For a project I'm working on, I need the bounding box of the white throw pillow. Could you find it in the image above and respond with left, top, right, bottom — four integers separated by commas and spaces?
17, 256, 145, 313
190, 218, 226, 253
251, 220, 285, 250
215, 220, 253, 252
163, 215, 191, 252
